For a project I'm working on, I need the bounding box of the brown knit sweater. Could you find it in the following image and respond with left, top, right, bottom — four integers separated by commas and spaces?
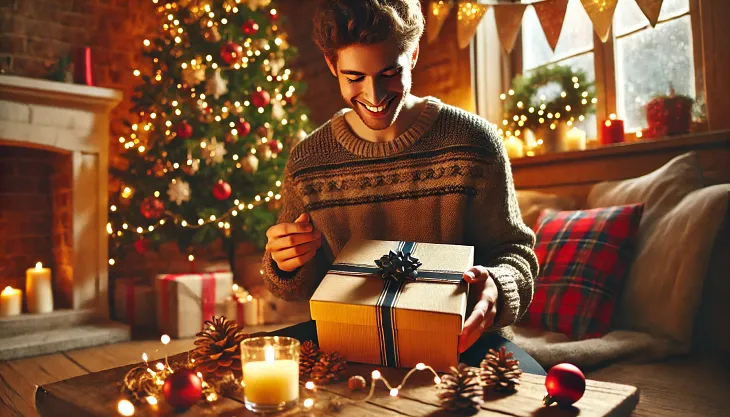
262, 97, 538, 329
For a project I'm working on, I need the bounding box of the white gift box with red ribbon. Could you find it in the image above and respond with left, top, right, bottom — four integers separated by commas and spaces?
113, 278, 156, 329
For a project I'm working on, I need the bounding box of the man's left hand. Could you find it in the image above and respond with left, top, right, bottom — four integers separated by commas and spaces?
458, 266, 499, 353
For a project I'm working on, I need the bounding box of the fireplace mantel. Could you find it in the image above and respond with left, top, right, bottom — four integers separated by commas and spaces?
0, 75, 122, 318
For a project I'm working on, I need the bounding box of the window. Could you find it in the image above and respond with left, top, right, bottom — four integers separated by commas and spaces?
519, 0, 696, 136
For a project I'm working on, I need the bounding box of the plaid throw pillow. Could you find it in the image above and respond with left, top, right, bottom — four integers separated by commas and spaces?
521, 204, 644, 340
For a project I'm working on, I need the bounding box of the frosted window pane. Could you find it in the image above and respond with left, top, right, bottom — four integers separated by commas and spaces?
523, 0, 593, 70
616, 16, 695, 131
615, 0, 689, 37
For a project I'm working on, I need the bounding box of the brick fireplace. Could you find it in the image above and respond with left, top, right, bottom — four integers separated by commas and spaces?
0, 74, 128, 359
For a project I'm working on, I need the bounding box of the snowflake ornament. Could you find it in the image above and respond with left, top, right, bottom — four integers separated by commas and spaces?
181, 64, 207, 87
205, 68, 229, 99
272, 100, 285, 120
202, 137, 227, 164
168, 178, 191, 205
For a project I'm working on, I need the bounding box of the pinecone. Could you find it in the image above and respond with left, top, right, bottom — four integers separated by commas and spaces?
191, 316, 245, 378
310, 351, 347, 385
438, 364, 483, 412
480, 347, 522, 393
299, 341, 321, 377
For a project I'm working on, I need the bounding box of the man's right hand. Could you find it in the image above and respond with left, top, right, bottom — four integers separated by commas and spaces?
265, 213, 322, 272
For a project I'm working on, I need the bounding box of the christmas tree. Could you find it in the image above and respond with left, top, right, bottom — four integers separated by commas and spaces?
108, 0, 311, 267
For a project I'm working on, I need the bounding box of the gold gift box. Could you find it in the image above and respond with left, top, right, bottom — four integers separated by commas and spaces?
310, 239, 473, 371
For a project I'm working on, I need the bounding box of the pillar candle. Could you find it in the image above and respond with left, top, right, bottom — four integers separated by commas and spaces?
0, 286, 22, 317
26, 262, 54, 314
564, 127, 587, 151
600, 114, 625, 145
244, 295, 261, 326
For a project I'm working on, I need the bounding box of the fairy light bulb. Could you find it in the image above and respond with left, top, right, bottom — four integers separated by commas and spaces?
117, 400, 135, 416
305, 381, 315, 390
372, 370, 381, 380
390, 388, 399, 397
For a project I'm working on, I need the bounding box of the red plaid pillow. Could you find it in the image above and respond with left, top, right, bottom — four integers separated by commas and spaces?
521, 204, 644, 340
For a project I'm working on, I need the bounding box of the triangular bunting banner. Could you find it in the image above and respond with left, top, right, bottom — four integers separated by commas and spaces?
580, 0, 619, 43
427, 0, 454, 44
456, 2, 488, 49
636, 0, 664, 27
533, 0, 569, 52
494, 3, 528, 53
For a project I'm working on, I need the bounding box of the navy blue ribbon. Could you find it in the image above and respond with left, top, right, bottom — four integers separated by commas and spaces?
328, 241, 463, 367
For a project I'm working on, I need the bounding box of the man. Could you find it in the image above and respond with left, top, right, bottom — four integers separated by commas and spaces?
262, 0, 540, 366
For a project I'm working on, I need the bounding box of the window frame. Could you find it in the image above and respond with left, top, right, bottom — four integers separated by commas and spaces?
509, 0, 703, 140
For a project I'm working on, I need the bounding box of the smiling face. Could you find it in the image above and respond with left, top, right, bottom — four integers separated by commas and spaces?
327, 42, 418, 131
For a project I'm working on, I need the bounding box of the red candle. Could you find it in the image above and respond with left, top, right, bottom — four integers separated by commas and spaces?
600, 114, 624, 145
73, 46, 94, 86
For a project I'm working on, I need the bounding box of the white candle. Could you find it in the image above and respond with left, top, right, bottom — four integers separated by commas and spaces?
564, 127, 587, 151
244, 295, 261, 325
503, 136, 524, 159
243, 345, 299, 406
0, 286, 22, 317
26, 262, 53, 313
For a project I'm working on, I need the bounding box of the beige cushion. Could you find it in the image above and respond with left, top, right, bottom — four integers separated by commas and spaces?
516, 190, 577, 228
587, 152, 729, 346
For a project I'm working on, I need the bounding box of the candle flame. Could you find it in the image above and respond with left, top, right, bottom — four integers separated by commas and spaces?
2, 286, 14, 295
264, 345, 275, 363
246, 294, 253, 301
609, 113, 617, 120
35, 262, 42, 270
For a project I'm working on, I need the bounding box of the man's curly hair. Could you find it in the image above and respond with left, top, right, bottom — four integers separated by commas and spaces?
312, 0, 425, 62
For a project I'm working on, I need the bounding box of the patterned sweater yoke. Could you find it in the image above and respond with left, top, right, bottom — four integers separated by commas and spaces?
262, 97, 539, 330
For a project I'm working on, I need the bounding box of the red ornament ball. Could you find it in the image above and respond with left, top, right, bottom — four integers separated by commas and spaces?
269, 8, 279, 20
267, 139, 283, 154
543, 363, 586, 407
236, 118, 252, 136
162, 369, 202, 410
220, 41, 243, 65
212, 180, 232, 200
134, 239, 150, 255
140, 196, 165, 220
175, 121, 193, 139
242, 19, 259, 35
251, 89, 271, 108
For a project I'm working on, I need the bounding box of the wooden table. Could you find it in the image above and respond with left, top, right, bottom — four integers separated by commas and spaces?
35, 352, 639, 416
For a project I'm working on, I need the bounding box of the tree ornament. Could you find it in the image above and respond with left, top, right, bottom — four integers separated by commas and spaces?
375, 250, 422, 282
182, 158, 200, 175
202, 137, 227, 164
256, 125, 269, 138
134, 238, 150, 255
141, 196, 165, 220
181, 64, 207, 87
257, 144, 273, 160
220, 42, 243, 65
247, 0, 271, 11
212, 180, 232, 200
241, 19, 260, 36
267, 139, 283, 154
299, 341, 321, 377
480, 346, 522, 393
168, 178, 191, 205
176, 120, 193, 139
241, 153, 259, 173
151, 159, 167, 178
437, 363, 484, 412
269, 7, 278, 21
236, 118, 251, 136
205, 68, 228, 99
543, 363, 586, 407
348, 375, 367, 392
162, 369, 202, 410
191, 316, 245, 377
270, 57, 285, 76
202, 25, 221, 43
272, 100, 285, 120
251, 89, 270, 108
310, 351, 347, 385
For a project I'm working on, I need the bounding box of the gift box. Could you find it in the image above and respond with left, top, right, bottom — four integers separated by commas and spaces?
155, 271, 233, 338
310, 239, 473, 372
113, 278, 156, 329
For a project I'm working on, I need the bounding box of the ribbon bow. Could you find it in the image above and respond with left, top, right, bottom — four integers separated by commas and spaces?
374, 250, 423, 283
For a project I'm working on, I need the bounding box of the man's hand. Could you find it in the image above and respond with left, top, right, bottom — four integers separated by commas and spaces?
458, 266, 500, 353
265, 213, 322, 272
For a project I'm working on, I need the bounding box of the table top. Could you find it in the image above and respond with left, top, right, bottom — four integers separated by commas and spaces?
35, 352, 639, 417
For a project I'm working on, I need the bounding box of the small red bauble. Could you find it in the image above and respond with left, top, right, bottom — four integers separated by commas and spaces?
134, 238, 150, 255
251, 89, 270, 108
140, 196, 165, 220
236, 118, 251, 136
543, 363, 586, 407
220, 41, 243, 65
267, 139, 282, 154
269, 9, 278, 20
162, 369, 202, 410
176, 121, 193, 139
242, 19, 259, 36
212, 180, 232, 200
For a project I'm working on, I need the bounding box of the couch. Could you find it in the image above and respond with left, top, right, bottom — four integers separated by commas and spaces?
511, 151, 730, 416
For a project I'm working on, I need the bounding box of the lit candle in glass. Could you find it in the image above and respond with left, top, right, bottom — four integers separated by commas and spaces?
26, 262, 53, 313
0, 286, 22, 317
242, 336, 299, 413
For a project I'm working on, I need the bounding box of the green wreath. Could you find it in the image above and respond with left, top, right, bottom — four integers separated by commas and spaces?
501, 65, 596, 133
